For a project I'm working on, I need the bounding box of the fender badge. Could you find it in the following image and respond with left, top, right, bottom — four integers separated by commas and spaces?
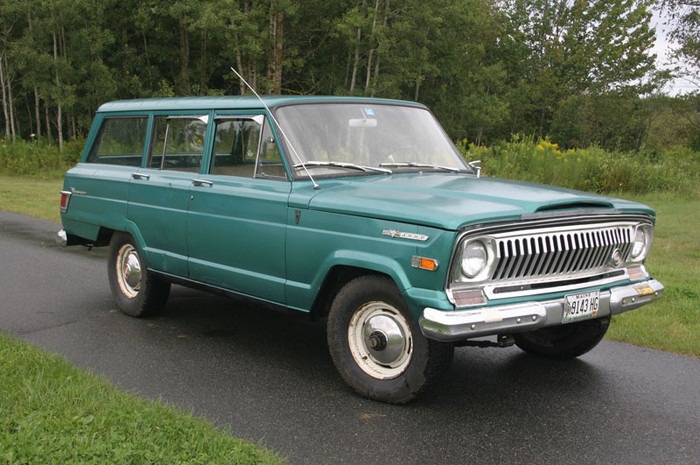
382, 229, 429, 241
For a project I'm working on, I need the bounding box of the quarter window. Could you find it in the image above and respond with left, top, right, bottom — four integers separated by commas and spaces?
87, 117, 148, 166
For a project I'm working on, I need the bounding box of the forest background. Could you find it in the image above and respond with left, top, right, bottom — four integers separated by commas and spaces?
0, 0, 699, 182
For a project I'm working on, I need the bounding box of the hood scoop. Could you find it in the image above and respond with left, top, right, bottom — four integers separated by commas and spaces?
522, 199, 616, 220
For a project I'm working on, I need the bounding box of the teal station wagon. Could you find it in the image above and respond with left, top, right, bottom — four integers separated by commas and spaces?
59, 96, 664, 403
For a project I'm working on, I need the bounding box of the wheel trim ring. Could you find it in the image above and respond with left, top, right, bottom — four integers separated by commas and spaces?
348, 301, 413, 380
116, 244, 141, 299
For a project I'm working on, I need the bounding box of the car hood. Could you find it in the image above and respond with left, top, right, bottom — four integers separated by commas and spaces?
295, 173, 654, 230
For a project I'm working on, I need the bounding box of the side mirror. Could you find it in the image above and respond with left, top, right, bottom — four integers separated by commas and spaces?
468, 159, 482, 178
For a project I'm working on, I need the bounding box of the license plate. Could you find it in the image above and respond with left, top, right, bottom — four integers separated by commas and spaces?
563, 290, 600, 324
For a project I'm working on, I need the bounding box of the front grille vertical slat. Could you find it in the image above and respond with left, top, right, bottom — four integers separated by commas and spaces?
570, 232, 588, 271
590, 230, 608, 268
531, 236, 548, 276
488, 224, 636, 282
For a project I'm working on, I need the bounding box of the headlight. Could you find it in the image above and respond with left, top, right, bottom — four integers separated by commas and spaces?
462, 241, 487, 278
456, 238, 495, 281
630, 224, 653, 262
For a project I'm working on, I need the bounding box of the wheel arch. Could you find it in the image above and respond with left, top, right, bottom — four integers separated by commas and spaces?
310, 264, 406, 320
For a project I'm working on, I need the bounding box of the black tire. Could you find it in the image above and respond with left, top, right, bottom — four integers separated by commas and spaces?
513, 316, 611, 360
327, 275, 454, 403
107, 232, 170, 317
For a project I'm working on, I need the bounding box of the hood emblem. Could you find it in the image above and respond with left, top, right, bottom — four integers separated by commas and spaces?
382, 229, 429, 242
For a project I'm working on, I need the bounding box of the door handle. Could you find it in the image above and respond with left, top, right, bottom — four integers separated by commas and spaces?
192, 179, 214, 187
131, 173, 150, 181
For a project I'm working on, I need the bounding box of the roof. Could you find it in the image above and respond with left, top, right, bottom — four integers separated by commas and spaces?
97, 95, 425, 113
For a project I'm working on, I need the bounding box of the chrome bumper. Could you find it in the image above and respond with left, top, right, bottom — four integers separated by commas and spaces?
419, 279, 664, 342
57, 229, 68, 246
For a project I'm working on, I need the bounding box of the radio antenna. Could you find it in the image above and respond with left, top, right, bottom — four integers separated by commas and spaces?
230, 67, 319, 190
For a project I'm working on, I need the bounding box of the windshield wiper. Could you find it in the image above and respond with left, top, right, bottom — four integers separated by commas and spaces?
295, 161, 392, 174
379, 161, 461, 172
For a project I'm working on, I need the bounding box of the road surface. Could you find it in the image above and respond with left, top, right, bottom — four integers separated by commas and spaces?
1, 211, 698, 464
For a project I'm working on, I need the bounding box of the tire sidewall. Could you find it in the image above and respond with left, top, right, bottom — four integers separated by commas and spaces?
327, 276, 436, 403
514, 316, 611, 359
108, 232, 168, 317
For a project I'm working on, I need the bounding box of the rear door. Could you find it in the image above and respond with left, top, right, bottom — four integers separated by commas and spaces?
127, 113, 210, 277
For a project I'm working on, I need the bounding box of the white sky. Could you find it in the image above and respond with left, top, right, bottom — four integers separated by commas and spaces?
651, 7, 698, 95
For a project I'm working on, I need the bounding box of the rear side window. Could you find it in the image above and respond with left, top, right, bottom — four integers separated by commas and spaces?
86, 117, 148, 166
149, 115, 208, 172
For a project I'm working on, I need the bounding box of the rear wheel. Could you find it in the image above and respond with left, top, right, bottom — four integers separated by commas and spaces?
514, 316, 611, 360
327, 275, 453, 403
108, 232, 170, 317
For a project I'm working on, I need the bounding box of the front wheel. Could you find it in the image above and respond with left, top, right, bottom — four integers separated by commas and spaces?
327, 276, 454, 403
513, 316, 611, 360
108, 232, 170, 317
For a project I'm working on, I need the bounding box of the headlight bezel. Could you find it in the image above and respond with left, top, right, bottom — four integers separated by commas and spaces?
454, 236, 497, 283
629, 223, 654, 263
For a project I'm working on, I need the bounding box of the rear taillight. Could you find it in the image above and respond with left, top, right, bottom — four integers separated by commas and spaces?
59, 190, 72, 213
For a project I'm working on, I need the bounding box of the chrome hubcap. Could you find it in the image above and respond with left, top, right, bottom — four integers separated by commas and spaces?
348, 302, 413, 380
116, 244, 141, 299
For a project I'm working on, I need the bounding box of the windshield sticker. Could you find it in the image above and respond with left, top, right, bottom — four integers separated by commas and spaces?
363, 108, 375, 117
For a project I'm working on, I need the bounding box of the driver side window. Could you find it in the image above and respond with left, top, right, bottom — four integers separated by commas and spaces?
211, 116, 287, 179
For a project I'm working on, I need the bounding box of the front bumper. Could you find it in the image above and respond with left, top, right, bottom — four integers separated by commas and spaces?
419, 279, 664, 342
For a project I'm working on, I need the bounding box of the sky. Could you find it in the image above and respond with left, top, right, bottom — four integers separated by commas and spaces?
651, 7, 698, 95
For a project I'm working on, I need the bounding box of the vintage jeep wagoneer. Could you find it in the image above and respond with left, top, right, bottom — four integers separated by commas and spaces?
59, 96, 664, 403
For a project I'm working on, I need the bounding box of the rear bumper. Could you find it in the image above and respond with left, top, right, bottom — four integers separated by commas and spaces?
419, 279, 664, 342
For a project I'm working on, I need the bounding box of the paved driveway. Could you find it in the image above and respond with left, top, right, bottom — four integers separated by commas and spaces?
1, 211, 698, 465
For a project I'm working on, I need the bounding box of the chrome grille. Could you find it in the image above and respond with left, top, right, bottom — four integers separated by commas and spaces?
491, 225, 633, 280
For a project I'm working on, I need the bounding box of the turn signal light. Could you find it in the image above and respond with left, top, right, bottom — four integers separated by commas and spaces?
412, 256, 438, 271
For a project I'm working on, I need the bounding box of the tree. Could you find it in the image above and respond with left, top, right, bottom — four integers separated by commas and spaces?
661, 0, 700, 91
499, 0, 658, 146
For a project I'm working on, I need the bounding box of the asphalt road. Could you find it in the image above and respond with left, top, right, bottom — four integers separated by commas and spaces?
1, 211, 698, 465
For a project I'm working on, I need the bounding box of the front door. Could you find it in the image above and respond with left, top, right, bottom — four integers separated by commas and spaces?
185, 114, 291, 305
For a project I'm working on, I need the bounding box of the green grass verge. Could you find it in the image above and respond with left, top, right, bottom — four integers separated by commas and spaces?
0, 175, 63, 222
605, 192, 700, 357
0, 333, 285, 465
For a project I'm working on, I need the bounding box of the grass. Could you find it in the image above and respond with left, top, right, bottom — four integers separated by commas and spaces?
605, 192, 700, 357
0, 333, 284, 465
0, 176, 63, 222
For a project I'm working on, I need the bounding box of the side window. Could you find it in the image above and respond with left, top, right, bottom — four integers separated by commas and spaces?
87, 117, 148, 166
211, 117, 261, 177
210, 116, 287, 180
256, 120, 287, 179
149, 115, 208, 172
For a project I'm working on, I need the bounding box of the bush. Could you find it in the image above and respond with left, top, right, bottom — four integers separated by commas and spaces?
458, 136, 700, 198
0, 139, 84, 178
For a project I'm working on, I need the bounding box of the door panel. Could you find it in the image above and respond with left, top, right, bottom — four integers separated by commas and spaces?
127, 170, 192, 276
126, 114, 209, 276
185, 115, 291, 304
187, 176, 290, 303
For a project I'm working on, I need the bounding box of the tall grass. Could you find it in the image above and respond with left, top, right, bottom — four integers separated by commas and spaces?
0, 139, 83, 178
459, 136, 700, 198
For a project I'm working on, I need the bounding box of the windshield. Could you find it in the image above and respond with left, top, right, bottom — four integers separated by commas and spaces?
274, 103, 470, 177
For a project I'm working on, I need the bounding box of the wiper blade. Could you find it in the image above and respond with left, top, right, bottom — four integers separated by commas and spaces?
295, 161, 392, 174
379, 161, 461, 172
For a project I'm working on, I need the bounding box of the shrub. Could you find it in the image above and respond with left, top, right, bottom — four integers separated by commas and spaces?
0, 139, 84, 178
458, 136, 700, 198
